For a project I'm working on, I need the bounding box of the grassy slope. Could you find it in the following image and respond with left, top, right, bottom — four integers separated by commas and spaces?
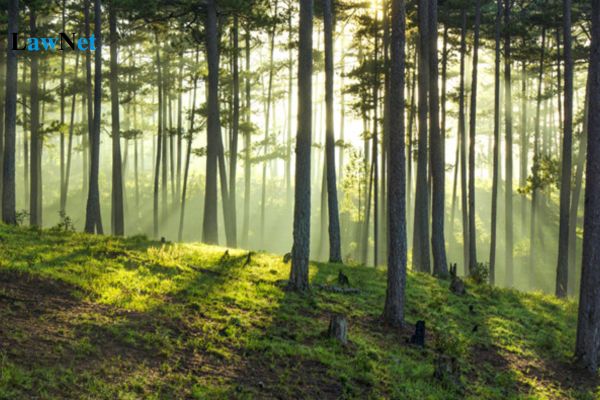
0, 225, 595, 399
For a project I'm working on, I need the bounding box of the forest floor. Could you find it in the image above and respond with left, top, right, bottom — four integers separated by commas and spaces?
0, 225, 597, 399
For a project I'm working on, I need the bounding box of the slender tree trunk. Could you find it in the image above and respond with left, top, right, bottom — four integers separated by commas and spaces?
202, 0, 221, 245
412, 0, 431, 273
84, 0, 104, 234
383, 0, 407, 327
109, 4, 124, 236
242, 28, 252, 247
569, 75, 589, 296
575, 0, 600, 371
153, 37, 163, 239
489, 0, 502, 284
323, 0, 342, 263
59, 0, 66, 214
520, 60, 528, 236
178, 49, 199, 242
555, 0, 573, 298
290, 0, 313, 291
372, 3, 380, 267
458, 9, 468, 273
229, 14, 240, 248
286, 7, 293, 209
29, 9, 41, 227
467, 0, 481, 274
429, 0, 447, 277
176, 54, 183, 201
2, 0, 18, 224
260, 0, 278, 246
407, 54, 416, 223
529, 28, 546, 287
64, 53, 80, 213
503, 0, 514, 286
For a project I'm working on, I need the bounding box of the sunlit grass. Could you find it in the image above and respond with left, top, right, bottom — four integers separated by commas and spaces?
0, 224, 593, 399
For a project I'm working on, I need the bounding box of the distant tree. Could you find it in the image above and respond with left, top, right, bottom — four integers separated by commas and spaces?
575, 0, 600, 372
383, 0, 406, 327
289, 0, 313, 291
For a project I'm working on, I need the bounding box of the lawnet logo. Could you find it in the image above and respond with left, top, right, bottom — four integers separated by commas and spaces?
10, 33, 97, 51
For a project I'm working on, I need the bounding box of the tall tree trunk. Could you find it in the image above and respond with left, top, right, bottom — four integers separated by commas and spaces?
2, 0, 18, 224
84, 0, 104, 234
503, 0, 514, 286
242, 28, 251, 248
467, 0, 481, 274
530, 28, 546, 287
323, 0, 342, 263
429, 0, 447, 277
489, 0, 502, 284
29, 9, 41, 227
178, 49, 199, 242
202, 0, 221, 245
555, 0, 573, 298
412, 0, 431, 273
459, 9, 468, 274
520, 60, 528, 236
109, 3, 124, 236
153, 37, 163, 239
575, 0, 600, 371
286, 7, 293, 209
64, 53, 80, 213
383, 0, 407, 327
260, 0, 278, 246
290, 0, 313, 291
569, 75, 589, 295
229, 14, 240, 248
59, 0, 66, 214
371, 2, 380, 267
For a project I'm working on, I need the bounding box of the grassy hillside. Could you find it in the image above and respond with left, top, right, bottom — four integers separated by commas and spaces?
0, 225, 596, 399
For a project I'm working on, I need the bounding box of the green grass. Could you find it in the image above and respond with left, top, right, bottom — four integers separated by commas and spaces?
0, 224, 595, 399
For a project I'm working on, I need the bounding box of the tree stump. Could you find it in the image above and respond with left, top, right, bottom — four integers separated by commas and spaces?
433, 354, 461, 388
410, 320, 426, 347
328, 314, 348, 345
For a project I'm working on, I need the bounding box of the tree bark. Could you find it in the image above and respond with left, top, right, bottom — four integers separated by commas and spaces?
290, 0, 313, 291
383, 0, 407, 327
